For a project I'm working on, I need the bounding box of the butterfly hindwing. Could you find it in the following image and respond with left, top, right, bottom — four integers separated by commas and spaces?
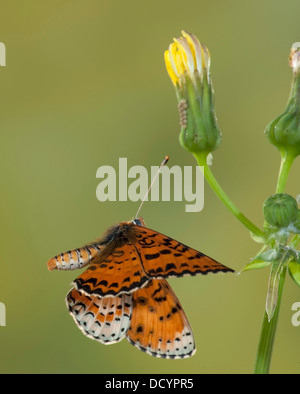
128, 225, 234, 279
66, 288, 133, 344
73, 242, 150, 298
126, 279, 195, 359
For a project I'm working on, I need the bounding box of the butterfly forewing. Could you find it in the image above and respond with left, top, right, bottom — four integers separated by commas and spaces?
73, 242, 149, 298
128, 225, 234, 279
66, 288, 133, 344
126, 279, 195, 359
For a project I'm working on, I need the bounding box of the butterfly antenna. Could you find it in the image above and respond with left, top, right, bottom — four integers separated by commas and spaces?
135, 155, 170, 219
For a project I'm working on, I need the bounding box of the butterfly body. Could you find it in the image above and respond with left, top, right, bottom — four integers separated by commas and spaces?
47, 218, 234, 359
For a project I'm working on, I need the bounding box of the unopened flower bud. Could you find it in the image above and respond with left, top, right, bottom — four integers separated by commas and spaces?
265, 43, 300, 158
289, 42, 300, 73
164, 31, 222, 155
263, 193, 298, 229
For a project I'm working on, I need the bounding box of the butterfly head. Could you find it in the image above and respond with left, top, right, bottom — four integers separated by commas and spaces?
132, 217, 145, 227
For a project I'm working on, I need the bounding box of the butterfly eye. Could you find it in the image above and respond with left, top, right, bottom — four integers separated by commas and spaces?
132, 218, 144, 227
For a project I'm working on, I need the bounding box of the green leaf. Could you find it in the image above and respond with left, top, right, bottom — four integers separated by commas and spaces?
241, 260, 271, 272
250, 231, 266, 244
266, 260, 285, 322
288, 259, 300, 287
241, 250, 277, 272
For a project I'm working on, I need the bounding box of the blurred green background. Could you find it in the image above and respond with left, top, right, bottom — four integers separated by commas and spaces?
1, 0, 300, 374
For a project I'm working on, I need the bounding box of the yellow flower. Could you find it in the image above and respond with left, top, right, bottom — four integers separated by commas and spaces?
164, 31, 210, 87
164, 31, 221, 155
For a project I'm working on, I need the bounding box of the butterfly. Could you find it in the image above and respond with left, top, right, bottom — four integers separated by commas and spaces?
47, 217, 234, 359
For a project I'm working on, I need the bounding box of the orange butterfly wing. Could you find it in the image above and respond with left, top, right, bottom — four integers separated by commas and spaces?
126, 279, 195, 359
73, 242, 150, 298
129, 225, 234, 279
66, 288, 133, 344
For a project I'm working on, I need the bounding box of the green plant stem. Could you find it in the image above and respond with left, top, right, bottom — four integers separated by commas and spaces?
254, 267, 286, 374
193, 152, 265, 240
255, 150, 294, 374
276, 152, 295, 193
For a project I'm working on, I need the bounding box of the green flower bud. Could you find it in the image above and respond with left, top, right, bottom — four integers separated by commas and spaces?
165, 31, 222, 155
265, 43, 300, 158
263, 193, 298, 229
